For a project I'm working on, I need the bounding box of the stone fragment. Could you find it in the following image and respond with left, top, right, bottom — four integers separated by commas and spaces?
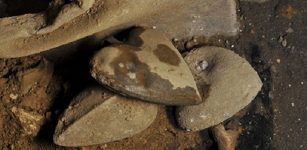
20, 59, 53, 95
9, 93, 18, 100
212, 123, 242, 150
18, 59, 59, 111
176, 46, 262, 131
54, 86, 158, 147
91, 28, 202, 105
11, 107, 44, 136
144, 0, 238, 38
0, 0, 238, 58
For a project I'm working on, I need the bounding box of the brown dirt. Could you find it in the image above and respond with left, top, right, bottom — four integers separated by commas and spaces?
0, 0, 306, 149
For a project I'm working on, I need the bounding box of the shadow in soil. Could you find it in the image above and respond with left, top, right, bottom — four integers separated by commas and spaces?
35, 36, 103, 146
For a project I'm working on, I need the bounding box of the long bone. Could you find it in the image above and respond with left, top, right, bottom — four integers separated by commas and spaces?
0, 0, 238, 58
0, 0, 95, 46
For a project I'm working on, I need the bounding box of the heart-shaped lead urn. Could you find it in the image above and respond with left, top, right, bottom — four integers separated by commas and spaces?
54, 86, 158, 147
176, 46, 263, 131
90, 28, 202, 105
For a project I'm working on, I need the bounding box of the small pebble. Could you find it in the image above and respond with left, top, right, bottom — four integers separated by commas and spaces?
278, 36, 283, 42
195, 60, 208, 71
286, 27, 294, 33
11, 107, 44, 136
282, 39, 287, 47
9, 93, 18, 100
193, 38, 198, 43
118, 63, 124, 68
276, 59, 281, 63
173, 38, 179, 42
291, 102, 295, 107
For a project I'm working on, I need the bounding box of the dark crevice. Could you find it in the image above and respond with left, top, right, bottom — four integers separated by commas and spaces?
1, 0, 50, 17
236, 43, 274, 150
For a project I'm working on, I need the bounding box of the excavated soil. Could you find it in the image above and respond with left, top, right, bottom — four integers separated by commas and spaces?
0, 0, 306, 149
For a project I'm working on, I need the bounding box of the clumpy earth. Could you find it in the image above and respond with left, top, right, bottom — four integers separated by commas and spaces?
0, 0, 306, 150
